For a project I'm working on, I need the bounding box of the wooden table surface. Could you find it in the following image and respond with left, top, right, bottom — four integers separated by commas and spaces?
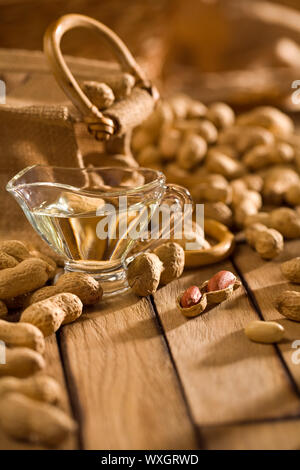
1, 0, 300, 450
1, 240, 300, 450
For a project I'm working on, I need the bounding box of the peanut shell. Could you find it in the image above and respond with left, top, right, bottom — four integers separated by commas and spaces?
0, 259, 51, 300
177, 278, 241, 317
20, 293, 83, 336
276, 291, 300, 321
176, 292, 207, 318
201, 279, 241, 304
281, 257, 300, 283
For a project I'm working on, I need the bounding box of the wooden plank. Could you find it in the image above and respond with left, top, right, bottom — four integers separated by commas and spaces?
0, 335, 78, 450
202, 419, 300, 450
152, 260, 300, 427
233, 240, 300, 392
59, 293, 199, 450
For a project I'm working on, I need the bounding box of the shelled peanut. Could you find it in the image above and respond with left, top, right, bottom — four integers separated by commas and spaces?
132, 95, 300, 260
245, 321, 285, 344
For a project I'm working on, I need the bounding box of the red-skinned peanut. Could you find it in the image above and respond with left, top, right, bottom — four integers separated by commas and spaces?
180, 286, 202, 308
207, 270, 236, 292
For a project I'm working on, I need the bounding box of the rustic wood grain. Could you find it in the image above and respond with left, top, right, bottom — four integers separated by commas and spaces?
59, 293, 199, 450
233, 240, 300, 393
0, 335, 78, 450
202, 418, 300, 450
152, 260, 300, 427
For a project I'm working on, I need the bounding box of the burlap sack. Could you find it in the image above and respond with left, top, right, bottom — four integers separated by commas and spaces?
0, 48, 152, 249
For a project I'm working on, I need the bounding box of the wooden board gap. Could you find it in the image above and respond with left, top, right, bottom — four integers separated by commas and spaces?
56, 329, 84, 450
231, 248, 300, 403
149, 295, 205, 450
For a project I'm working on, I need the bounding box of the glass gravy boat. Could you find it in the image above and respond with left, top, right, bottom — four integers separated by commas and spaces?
7, 165, 192, 296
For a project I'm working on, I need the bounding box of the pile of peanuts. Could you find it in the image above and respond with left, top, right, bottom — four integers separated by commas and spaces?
3, 96, 300, 445
132, 95, 300, 259
0, 238, 188, 446
133, 96, 300, 343
0, 239, 105, 447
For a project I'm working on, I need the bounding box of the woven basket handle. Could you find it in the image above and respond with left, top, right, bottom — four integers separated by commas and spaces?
44, 14, 154, 140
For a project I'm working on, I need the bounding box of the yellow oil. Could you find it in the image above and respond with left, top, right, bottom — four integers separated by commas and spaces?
29, 192, 158, 263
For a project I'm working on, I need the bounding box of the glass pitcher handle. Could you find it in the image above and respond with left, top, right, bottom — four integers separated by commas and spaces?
160, 183, 194, 241
130, 184, 194, 255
